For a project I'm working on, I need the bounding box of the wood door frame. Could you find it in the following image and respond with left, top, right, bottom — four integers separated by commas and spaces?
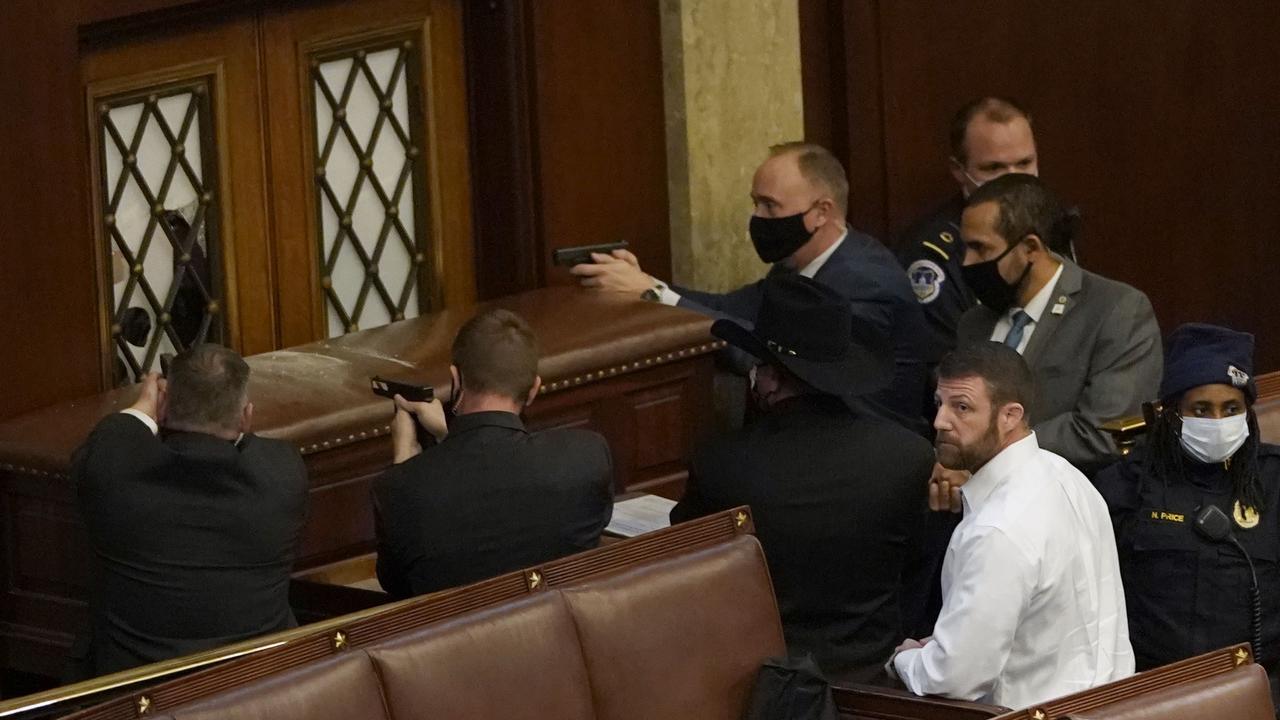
263, 0, 475, 347
81, 16, 275, 385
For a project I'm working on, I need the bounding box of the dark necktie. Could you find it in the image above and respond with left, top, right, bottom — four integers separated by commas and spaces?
1004, 310, 1033, 352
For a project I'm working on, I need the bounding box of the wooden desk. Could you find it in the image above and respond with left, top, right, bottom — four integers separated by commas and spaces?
0, 286, 721, 679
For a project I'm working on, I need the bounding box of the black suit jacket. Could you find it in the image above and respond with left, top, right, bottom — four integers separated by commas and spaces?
72, 413, 308, 677
675, 230, 930, 433
670, 395, 934, 681
373, 411, 614, 599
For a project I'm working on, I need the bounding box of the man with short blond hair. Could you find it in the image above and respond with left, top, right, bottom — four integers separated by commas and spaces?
373, 308, 614, 598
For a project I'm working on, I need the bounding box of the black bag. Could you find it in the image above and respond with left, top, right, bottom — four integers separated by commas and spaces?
743, 655, 838, 720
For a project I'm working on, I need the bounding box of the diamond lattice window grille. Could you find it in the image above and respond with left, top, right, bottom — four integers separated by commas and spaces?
311, 37, 433, 338
95, 80, 224, 387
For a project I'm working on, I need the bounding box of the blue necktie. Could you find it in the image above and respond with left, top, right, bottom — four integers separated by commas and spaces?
1004, 310, 1032, 351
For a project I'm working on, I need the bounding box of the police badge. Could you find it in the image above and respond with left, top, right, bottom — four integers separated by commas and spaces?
1228, 364, 1250, 387
1234, 499, 1260, 529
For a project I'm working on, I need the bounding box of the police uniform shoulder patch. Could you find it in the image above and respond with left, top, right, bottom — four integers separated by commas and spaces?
907, 259, 945, 304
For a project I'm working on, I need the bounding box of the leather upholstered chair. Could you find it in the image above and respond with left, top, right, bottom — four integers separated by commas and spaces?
157, 652, 389, 720
992, 644, 1267, 720
559, 540, 786, 720
367, 594, 596, 720
1062, 662, 1272, 720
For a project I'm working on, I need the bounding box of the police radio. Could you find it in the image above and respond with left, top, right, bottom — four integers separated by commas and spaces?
1194, 504, 1263, 661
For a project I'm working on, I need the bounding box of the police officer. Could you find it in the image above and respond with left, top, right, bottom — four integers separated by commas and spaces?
898, 96, 1041, 362
1096, 324, 1280, 705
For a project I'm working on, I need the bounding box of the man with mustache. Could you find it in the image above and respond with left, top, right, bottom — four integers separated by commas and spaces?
887, 342, 1133, 708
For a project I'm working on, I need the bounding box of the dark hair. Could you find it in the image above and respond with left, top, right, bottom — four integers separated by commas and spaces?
949, 96, 1032, 165
1148, 399, 1265, 513
451, 309, 540, 403
966, 173, 1077, 257
937, 342, 1036, 419
768, 141, 850, 216
166, 344, 250, 432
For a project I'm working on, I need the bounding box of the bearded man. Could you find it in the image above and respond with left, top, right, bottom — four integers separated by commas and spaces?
887, 342, 1134, 709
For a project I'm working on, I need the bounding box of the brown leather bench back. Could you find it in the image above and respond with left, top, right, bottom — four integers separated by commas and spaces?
130, 534, 785, 720
562, 540, 784, 720
162, 653, 389, 720
993, 644, 1263, 720
368, 594, 595, 720
1062, 663, 1272, 720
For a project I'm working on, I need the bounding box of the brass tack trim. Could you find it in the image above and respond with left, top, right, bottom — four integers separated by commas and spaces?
295, 344, 723, 455
0, 463, 68, 479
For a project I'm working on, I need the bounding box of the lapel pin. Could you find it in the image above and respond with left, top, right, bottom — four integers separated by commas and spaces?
1051, 303, 1065, 315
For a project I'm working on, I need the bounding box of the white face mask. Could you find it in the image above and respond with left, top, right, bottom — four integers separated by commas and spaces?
1179, 415, 1249, 464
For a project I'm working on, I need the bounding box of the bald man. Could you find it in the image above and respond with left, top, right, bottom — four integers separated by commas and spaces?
572, 141, 929, 433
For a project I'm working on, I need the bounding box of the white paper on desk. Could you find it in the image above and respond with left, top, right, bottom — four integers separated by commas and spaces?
605, 494, 676, 538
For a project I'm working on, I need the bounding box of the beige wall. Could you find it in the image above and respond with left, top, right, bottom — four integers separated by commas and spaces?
660, 0, 805, 292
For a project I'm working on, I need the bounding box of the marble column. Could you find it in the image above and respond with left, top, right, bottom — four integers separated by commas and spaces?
660, 0, 805, 291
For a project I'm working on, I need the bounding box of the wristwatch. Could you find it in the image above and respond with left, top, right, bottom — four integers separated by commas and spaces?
641, 278, 667, 302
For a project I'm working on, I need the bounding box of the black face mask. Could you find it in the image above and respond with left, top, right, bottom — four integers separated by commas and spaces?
961, 239, 1032, 315
749, 205, 817, 264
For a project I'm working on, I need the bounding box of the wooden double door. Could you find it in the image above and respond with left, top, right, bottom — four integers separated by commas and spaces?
81, 0, 475, 386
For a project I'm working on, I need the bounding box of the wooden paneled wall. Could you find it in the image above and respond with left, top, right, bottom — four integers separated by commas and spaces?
801, 0, 1280, 371
465, 0, 671, 301
0, 0, 671, 419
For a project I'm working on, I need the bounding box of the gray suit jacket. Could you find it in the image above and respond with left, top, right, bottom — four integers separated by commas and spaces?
957, 260, 1162, 474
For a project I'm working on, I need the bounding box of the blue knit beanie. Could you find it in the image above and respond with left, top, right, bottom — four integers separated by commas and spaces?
1159, 323, 1256, 403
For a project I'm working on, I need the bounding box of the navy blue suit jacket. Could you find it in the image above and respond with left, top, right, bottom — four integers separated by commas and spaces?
674, 230, 930, 432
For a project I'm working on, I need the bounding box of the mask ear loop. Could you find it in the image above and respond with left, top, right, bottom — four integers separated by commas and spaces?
803, 199, 826, 233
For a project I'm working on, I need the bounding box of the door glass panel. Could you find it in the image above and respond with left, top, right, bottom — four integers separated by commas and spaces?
95, 80, 224, 385
311, 38, 430, 337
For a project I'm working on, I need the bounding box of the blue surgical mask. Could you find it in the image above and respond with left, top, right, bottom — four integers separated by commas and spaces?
1179, 415, 1249, 464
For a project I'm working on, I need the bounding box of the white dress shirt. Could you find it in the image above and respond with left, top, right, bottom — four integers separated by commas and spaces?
893, 432, 1134, 709
656, 230, 848, 306
120, 408, 159, 435
989, 263, 1064, 354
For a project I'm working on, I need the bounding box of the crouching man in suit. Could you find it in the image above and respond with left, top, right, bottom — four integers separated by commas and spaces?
72, 344, 309, 677
373, 308, 614, 598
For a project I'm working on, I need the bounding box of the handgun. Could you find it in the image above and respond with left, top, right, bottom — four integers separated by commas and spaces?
552, 240, 629, 267
370, 376, 435, 403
